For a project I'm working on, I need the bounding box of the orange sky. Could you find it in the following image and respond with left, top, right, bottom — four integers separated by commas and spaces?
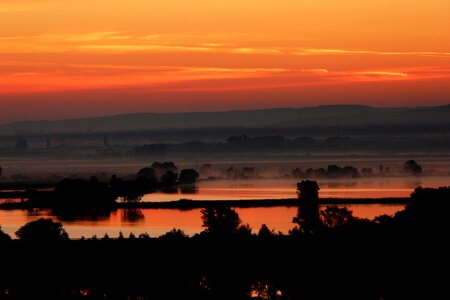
0, 0, 449, 122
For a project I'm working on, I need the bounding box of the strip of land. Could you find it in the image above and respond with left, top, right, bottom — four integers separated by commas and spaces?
0, 196, 409, 210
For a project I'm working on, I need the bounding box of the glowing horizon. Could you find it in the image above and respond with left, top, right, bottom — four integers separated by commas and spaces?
1, 0, 449, 123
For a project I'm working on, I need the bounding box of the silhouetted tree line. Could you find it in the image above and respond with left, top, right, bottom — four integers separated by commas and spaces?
28, 176, 116, 209
103, 132, 450, 159
3, 183, 449, 242
1, 184, 449, 299
225, 166, 256, 179
24, 162, 199, 209
292, 165, 360, 179
292, 160, 422, 179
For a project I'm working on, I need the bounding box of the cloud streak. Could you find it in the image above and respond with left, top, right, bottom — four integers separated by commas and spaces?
296, 49, 450, 57
2, 31, 449, 61
3, 58, 446, 95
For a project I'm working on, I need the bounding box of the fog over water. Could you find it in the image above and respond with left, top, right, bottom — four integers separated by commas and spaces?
0, 154, 448, 238
138, 176, 449, 201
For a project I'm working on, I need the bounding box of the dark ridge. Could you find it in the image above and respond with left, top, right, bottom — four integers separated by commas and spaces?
1, 104, 449, 134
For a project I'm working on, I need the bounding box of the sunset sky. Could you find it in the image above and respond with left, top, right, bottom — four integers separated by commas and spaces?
1, 0, 449, 123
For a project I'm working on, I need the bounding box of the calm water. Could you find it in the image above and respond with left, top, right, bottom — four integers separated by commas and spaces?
0, 204, 404, 238
0, 176, 448, 238
140, 177, 450, 201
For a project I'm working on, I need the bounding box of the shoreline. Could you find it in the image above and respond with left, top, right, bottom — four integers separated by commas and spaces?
0, 197, 409, 210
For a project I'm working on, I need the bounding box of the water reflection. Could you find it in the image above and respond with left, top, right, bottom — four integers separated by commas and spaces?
160, 187, 178, 194
179, 184, 199, 194
121, 208, 145, 223
52, 208, 112, 222
140, 177, 449, 201
0, 205, 405, 238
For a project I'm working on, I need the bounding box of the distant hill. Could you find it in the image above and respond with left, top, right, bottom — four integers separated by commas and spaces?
0, 104, 449, 134
0, 108, 299, 134
271, 104, 450, 127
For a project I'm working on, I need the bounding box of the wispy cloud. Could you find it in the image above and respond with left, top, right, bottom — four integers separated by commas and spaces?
61, 31, 133, 42
2, 31, 449, 61
230, 48, 283, 55
0, 64, 300, 94
295, 48, 450, 57
356, 71, 408, 78
0, 31, 287, 55
77, 44, 215, 53
2, 60, 435, 95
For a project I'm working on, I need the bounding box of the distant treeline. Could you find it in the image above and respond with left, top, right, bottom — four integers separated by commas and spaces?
11, 162, 199, 210
1, 127, 450, 158
0, 159, 429, 198
291, 159, 423, 179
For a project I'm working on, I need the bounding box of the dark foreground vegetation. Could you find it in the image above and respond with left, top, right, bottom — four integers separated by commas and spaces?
0, 185, 449, 299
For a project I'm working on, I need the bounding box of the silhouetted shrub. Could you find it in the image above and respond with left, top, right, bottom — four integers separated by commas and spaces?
403, 160, 422, 176
296, 180, 319, 201
159, 228, 189, 240
257, 224, 276, 238
320, 206, 355, 228
151, 161, 178, 178
136, 167, 159, 189
201, 207, 250, 238
15, 218, 69, 241
178, 169, 199, 184
51, 177, 115, 208
160, 171, 178, 187
0, 226, 11, 242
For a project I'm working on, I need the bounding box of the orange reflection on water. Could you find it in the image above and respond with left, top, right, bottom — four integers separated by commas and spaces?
0, 204, 405, 239
141, 187, 413, 201
71, 209, 204, 238
237, 204, 405, 233
140, 177, 450, 202
237, 207, 297, 233
320, 188, 412, 198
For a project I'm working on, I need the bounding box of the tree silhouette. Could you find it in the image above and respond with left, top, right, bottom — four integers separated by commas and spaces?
160, 171, 178, 188
258, 224, 276, 238
15, 218, 69, 241
293, 180, 321, 234
52, 177, 115, 208
394, 186, 450, 231
151, 161, 178, 178
296, 180, 319, 201
403, 160, 422, 176
136, 167, 159, 189
201, 207, 249, 238
178, 169, 199, 184
159, 228, 189, 240
320, 206, 355, 228
0, 226, 11, 241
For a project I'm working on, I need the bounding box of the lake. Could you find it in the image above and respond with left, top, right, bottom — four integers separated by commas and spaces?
0, 176, 448, 239
0, 204, 405, 239
138, 176, 450, 201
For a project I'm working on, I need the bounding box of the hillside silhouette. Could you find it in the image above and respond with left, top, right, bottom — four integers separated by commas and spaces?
1, 104, 449, 134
